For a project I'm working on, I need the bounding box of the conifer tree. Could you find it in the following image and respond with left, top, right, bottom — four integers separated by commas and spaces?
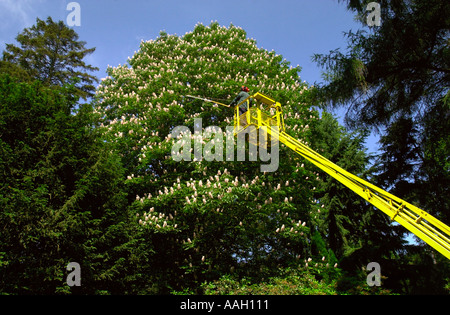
0, 18, 124, 294
312, 0, 450, 291
312, 0, 450, 224
2, 17, 98, 100
0, 73, 129, 294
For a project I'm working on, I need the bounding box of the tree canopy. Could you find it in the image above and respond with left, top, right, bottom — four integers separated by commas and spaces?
2, 17, 98, 100
314, 0, 449, 129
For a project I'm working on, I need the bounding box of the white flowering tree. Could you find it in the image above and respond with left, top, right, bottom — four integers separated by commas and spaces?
94, 22, 340, 292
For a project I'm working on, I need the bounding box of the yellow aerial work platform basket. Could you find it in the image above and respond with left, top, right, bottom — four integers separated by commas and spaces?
233, 92, 284, 149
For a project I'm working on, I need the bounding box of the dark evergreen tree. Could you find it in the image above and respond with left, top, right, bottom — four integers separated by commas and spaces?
0, 18, 129, 294
2, 17, 98, 100
313, 0, 450, 244
312, 0, 450, 293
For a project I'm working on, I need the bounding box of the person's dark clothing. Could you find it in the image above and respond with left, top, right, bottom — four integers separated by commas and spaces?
230, 91, 250, 115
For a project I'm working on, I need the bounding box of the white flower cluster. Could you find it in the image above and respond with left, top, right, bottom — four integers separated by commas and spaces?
137, 207, 177, 231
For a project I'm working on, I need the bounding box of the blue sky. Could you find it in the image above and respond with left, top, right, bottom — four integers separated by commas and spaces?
0, 0, 379, 152
0, 0, 363, 84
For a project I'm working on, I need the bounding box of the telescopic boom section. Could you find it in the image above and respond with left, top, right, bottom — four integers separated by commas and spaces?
232, 92, 450, 260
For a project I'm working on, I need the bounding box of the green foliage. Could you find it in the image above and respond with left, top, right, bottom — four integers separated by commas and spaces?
2, 17, 98, 100
415, 98, 450, 224
198, 264, 393, 295
0, 72, 129, 294
197, 266, 341, 295
309, 112, 404, 268
314, 0, 449, 130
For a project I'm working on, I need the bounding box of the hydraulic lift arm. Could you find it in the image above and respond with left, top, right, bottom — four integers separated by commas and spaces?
235, 92, 450, 260
278, 129, 450, 260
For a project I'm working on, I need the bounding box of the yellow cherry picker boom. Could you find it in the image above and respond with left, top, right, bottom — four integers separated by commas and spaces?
185, 92, 450, 260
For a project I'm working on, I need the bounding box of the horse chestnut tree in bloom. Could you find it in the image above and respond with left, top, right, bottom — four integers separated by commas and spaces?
94, 22, 337, 291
